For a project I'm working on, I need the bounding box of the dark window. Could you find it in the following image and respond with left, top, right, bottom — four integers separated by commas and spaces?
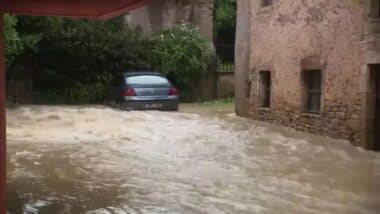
304, 70, 322, 113
260, 71, 271, 108
262, 0, 273, 7
370, 0, 380, 18
376, 70, 380, 150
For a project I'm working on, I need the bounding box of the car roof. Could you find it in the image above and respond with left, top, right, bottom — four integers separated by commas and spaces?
124, 72, 163, 77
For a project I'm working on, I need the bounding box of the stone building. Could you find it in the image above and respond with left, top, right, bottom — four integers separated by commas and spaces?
243, 0, 380, 150
235, 0, 252, 117
124, 0, 214, 41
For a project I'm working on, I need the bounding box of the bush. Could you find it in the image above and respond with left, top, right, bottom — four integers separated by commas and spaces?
150, 23, 214, 92
214, 0, 236, 44
4, 15, 23, 66
10, 19, 215, 104
12, 17, 150, 103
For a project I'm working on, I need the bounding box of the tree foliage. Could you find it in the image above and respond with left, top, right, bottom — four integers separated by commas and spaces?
4, 15, 42, 67
150, 23, 214, 90
8, 18, 213, 103
10, 17, 149, 103
4, 15, 26, 66
214, 0, 236, 44
4, 15, 21, 65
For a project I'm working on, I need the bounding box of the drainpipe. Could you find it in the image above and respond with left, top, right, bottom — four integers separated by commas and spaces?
235, 0, 251, 117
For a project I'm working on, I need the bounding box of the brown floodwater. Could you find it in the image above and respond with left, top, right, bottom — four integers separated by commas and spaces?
6, 105, 380, 214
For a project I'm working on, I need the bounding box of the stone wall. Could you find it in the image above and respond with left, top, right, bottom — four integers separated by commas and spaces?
249, 0, 368, 146
235, 0, 251, 117
255, 102, 362, 145
124, 0, 214, 41
217, 72, 234, 98
7, 71, 33, 104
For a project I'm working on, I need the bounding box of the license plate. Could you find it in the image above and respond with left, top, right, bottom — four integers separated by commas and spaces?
145, 103, 162, 109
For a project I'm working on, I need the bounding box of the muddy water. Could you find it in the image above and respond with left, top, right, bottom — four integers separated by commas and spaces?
6, 105, 380, 214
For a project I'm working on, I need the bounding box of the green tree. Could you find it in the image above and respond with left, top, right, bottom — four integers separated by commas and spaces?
150, 23, 214, 93
214, 0, 236, 44
9, 18, 214, 103
14, 17, 148, 103
4, 15, 25, 66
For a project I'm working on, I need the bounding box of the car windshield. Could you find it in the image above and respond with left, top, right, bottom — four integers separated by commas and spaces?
126, 75, 169, 85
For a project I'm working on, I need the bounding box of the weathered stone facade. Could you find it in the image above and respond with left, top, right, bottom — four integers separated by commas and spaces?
217, 71, 235, 98
124, 0, 214, 41
235, 0, 251, 117
248, 0, 380, 149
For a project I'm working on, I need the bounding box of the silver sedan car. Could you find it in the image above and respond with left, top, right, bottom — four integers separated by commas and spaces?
108, 72, 179, 111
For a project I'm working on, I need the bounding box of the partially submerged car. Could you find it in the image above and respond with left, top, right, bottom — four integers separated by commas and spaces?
108, 72, 179, 111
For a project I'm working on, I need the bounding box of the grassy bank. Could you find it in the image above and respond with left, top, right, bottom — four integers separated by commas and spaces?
180, 98, 234, 116
200, 98, 234, 108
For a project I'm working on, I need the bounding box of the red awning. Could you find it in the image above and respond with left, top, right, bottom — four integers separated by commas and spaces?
1, 0, 151, 19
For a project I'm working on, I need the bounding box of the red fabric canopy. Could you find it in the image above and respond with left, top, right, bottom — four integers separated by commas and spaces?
1, 0, 150, 19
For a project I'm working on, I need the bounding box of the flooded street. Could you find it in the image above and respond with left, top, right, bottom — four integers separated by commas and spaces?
6, 105, 380, 214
